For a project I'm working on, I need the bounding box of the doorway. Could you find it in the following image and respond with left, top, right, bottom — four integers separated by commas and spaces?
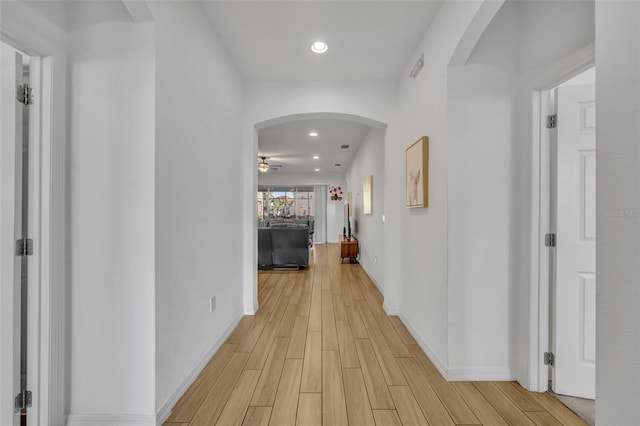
547, 67, 596, 423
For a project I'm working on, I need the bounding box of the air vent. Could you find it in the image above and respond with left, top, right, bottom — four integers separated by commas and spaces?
340, 145, 350, 149
271, 164, 283, 168
334, 163, 342, 167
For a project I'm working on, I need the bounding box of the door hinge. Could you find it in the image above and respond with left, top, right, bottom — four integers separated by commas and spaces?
15, 238, 33, 256
17, 83, 33, 106
14, 390, 32, 412
546, 114, 557, 129
545, 233, 556, 248
544, 351, 555, 367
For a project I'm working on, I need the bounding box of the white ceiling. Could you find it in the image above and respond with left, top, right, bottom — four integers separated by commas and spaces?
258, 119, 372, 174
22, 0, 444, 176
198, 1, 443, 81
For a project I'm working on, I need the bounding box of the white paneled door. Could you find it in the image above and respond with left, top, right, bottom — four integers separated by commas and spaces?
554, 84, 596, 399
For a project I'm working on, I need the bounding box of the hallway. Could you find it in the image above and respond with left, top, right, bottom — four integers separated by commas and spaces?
164, 244, 585, 426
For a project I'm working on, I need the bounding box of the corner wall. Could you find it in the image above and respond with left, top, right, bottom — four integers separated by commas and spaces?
150, 2, 245, 418
67, 21, 156, 422
595, 1, 640, 423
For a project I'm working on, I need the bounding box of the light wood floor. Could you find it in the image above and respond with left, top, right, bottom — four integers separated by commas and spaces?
164, 244, 586, 426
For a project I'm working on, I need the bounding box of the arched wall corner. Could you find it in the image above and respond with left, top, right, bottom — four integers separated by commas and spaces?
243, 110, 389, 315
449, 0, 505, 66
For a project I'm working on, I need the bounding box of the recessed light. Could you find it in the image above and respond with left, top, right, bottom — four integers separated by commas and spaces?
309, 131, 318, 137
315, 168, 320, 172
311, 41, 328, 54
313, 155, 319, 160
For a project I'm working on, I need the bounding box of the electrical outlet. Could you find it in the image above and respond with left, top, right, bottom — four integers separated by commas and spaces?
210, 295, 216, 312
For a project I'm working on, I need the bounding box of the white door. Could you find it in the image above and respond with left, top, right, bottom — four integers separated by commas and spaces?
1, 42, 24, 426
554, 84, 596, 399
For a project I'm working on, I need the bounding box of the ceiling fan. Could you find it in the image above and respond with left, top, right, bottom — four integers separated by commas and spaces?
258, 156, 282, 172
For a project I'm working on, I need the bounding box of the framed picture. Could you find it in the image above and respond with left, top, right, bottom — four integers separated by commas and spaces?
363, 175, 373, 214
406, 136, 428, 208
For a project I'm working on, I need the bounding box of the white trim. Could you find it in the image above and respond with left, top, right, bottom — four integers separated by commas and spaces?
66, 414, 156, 426
155, 314, 243, 425
527, 46, 595, 392
398, 312, 448, 379
382, 302, 399, 316
447, 367, 514, 382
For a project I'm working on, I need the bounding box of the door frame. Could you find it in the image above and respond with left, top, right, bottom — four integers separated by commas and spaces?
1, 23, 67, 425
528, 53, 595, 392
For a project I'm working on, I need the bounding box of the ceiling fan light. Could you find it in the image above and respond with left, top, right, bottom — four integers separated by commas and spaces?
258, 156, 270, 172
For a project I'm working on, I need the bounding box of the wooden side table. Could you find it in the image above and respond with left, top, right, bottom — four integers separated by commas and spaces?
340, 235, 358, 263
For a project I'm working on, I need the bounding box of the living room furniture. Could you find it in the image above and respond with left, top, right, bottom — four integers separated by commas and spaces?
258, 226, 311, 269
340, 235, 358, 263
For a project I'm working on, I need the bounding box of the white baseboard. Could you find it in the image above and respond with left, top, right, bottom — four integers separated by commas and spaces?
397, 312, 515, 382
382, 302, 399, 315
155, 313, 243, 425
447, 367, 515, 381
397, 312, 448, 379
66, 414, 155, 426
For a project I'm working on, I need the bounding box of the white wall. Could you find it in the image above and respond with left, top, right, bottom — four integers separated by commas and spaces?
386, 0, 486, 373
447, 64, 516, 379
68, 21, 156, 421
444, 0, 594, 385
150, 2, 245, 419
345, 127, 385, 290
595, 1, 640, 423
258, 172, 346, 243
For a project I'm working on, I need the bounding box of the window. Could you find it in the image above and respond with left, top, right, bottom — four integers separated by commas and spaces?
258, 186, 315, 219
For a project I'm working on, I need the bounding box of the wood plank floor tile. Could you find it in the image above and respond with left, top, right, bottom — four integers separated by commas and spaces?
287, 315, 309, 358
190, 352, 249, 426
251, 337, 290, 406
388, 316, 417, 345
165, 244, 586, 426
526, 411, 564, 426
215, 369, 261, 426
397, 357, 456, 425
474, 381, 536, 425
495, 381, 546, 412
322, 351, 348, 426
342, 368, 375, 426
336, 320, 360, 368
530, 392, 588, 426
277, 303, 299, 337
226, 316, 254, 344
347, 308, 368, 339
301, 332, 322, 393
374, 315, 412, 358
237, 317, 268, 353
332, 293, 348, 321
297, 393, 322, 426
366, 327, 406, 386
407, 344, 479, 425
322, 309, 339, 351
242, 407, 272, 426
245, 321, 279, 370
270, 359, 303, 425
372, 410, 402, 426
451, 382, 507, 426
166, 343, 237, 423
354, 339, 395, 410
389, 386, 429, 425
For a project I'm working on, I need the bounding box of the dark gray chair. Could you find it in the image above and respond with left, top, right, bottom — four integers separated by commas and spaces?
270, 227, 309, 267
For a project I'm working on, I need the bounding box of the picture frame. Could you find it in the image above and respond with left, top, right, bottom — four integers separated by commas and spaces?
363, 175, 373, 214
406, 136, 428, 208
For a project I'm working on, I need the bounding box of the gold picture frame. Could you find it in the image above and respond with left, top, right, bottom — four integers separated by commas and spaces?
363, 175, 373, 215
406, 136, 428, 208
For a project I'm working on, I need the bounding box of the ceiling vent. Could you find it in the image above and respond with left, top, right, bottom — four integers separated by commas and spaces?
334, 163, 342, 167
340, 145, 350, 149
